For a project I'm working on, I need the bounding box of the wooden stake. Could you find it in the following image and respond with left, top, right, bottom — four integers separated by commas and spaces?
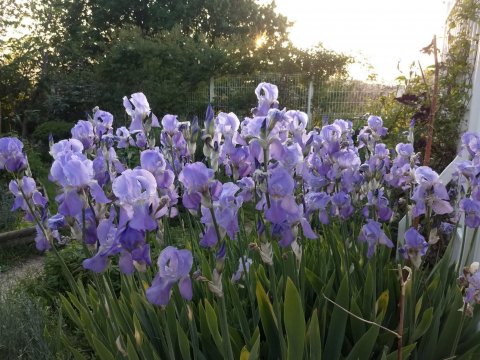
423, 35, 439, 166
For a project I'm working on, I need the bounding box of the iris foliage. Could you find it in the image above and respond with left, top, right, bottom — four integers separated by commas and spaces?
1, 83, 480, 359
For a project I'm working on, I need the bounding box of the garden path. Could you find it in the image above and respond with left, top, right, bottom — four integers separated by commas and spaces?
0, 256, 44, 296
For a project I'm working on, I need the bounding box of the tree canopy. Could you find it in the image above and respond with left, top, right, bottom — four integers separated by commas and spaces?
0, 0, 351, 135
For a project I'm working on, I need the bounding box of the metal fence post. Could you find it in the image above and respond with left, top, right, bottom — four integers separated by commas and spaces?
307, 78, 314, 125
209, 77, 215, 104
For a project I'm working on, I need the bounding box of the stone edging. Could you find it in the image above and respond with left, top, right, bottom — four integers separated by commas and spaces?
0, 227, 36, 248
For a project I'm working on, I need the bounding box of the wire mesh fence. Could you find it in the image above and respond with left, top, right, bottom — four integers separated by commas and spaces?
185, 74, 396, 126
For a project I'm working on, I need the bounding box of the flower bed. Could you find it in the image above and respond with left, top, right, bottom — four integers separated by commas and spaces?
1, 83, 480, 359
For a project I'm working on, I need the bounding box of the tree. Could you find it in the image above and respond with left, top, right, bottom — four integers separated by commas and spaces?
0, 0, 351, 134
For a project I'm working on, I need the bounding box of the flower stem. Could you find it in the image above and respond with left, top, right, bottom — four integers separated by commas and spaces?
450, 302, 467, 357
263, 146, 271, 209
218, 295, 235, 360
457, 224, 469, 273
207, 199, 234, 359
397, 265, 407, 360
269, 263, 287, 358
161, 309, 176, 360
465, 227, 479, 266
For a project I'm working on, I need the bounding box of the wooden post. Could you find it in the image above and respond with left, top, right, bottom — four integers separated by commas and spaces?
423, 35, 439, 166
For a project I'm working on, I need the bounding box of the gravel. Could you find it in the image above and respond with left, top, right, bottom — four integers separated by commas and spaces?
0, 256, 45, 295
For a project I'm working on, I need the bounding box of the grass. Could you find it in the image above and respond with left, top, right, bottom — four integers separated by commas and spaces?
0, 290, 54, 359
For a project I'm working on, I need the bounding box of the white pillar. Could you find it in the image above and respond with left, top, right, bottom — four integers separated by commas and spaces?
209, 77, 215, 104
307, 79, 314, 127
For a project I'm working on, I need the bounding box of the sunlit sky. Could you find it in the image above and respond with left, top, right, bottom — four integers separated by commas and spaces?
5, 0, 450, 84
259, 0, 450, 84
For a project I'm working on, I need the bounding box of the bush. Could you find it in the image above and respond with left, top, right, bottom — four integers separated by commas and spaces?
32, 121, 74, 163
32, 121, 74, 145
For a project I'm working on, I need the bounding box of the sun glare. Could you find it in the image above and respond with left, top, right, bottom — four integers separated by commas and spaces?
255, 33, 267, 49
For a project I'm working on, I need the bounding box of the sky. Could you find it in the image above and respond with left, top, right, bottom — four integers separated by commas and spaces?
259, 0, 450, 84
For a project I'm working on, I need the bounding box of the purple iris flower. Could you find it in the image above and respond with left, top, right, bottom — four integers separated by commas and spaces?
92, 152, 108, 187
141, 148, 175, 188
199, 225, 218, 248
205, 103, 214, 128
385, 163, 414, 190
333, 119, 353, 136
460, 263, 480, 306
331, 192, 354, 220
225, 146, 253, 179
9, 176, 47, 222
49, 139, 84, 159
461, 198, 480, 228
265, 177, 317, 248
367, 116, 387, 136
50, 150, 109, 217
461, 132, 480, 159
411, 166, 453, 217
115, 127, 132, 148
124, 92, 151, 132
399, 227, 428, 268
215, 112, 240, 140
440, 221, 455, 235
117, 226, 145, 252
319, 124, 342, 154
358, 219, 393, 258
48, 214, 65, 230
304, 191, 331, 224
362, 189, 393, 222
112, 169, 159, 231
83, 213, 118, 273
237, 177, 255, 203
265, 198, 313, 247
34, 225, 51, 252
198, 182, 242, 247
254, 82, 279, 116
75, 208, 98, 245
81, 217, 151, 275
134, 131, 147, 148
302, 153, 330, 192
146, 246, 193, 306
179, 162, 214, 208
334, 148, 360, 168
162, 114, 179, 134
268, 166, 295, 198
270, 140, 303, 171
396, 143, 414, 159
94, 146, 124, 187
358, 116, 387, 149
365, 143, 390, 175
232, 257, 253, 283
93, 109, 114, 137
285, 110, 309, 146
71, 120, 95, 150
240, 116, 265, 140
213, 182, 241, 239
0, 137, 28, 173
172, 131, 189, 157
385, 143, 416, 189
50, 152, 94, 188
456, 160, 479, 182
